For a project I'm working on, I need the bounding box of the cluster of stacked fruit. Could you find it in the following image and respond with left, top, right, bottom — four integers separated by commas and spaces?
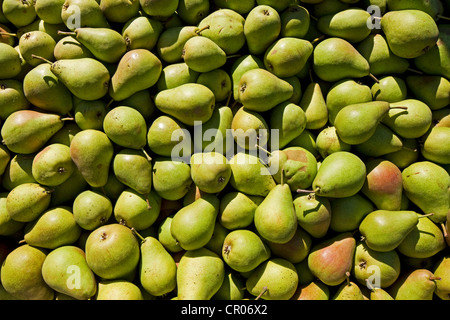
0, 0, 449, 301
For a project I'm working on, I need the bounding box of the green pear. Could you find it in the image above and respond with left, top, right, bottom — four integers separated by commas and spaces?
0, 192, 24, 236
73, 98, 106, 130
280, 4, 310, 38
32, 143, 74, 187
292, 280, 330, 300
1, 110, 66, 154
0, 43, 22, 79
190, 152, 231, 194
317, 8, 371, 43
212, 270, 246, 300
384, 137, 419, 169
177, 247, 225, 300
138, 235, 177, 297
332, 281, 365, 300
218, 191, 263, 230
244, 5, 281, 55
2, 0, 36, 27
18, 31, 56, 67
156, 26, 202, 63
2, 154, 36, 191
371, 75, 408, 103
95, 280, 143, 300
0, 79, 30, 120
286, 129, 319, 158
382, 99, 432, 139
50, 167, 88, 207
6, 183, 51, 222
222, 229, 271, 272
285, 76, 303, 104
406, 75, 450, 110
293, 194, 331, 239
359, 210, 428, 252
41, 245, 97, 300
246, 258, 298, 300
53, 35, 94, 60
421, 126, 450, 164
254, 182, 298, 244
310, 151, 366, 198
326, 79, 372, 125
299, 82, 328, 130
70, 129, 114, 188
109, 49, 162, 101
356, 33, 410, 75
118, 89, 155, 119
381, 9, 439, 59
0, 244, 54, 300
361, 159, 403, 211
389, 269, 440, 300
182, 36, 227, 73
156, 62, 199, 91
295, 259, 314, 286
269, 102, 307, 149
61, 0, 109, 30
369, 287, 394, 300
113, 149, 152, 194
152, 158, 192, 200
73, 190, 112, 231
433, 255, 450, 300
238, 68, 293, 112
23, 206, 81, 249
99, 0, 140, 23
85, 223, 140, 280
170, 193, 219, 250
196, 69, 232, 103
205, 221, 229, 256
230, 54, 264, 101
122, 15, 163, 51
313, 37, 370, 82
307, 232, 356, 286
47, 121, 81, 146
329, 194, 374, 232
402, 161, 449, 224
231, 106, 270, 150
213, 0, 254, 14
0, 144, 9, 177
353, 241, 401, 289
177, 0, 210, 25
157, 214, 183, 253
315, 126, 351, 158
265, 228, 312, 264
386, 0, 444, 20
155, 83, 215, 126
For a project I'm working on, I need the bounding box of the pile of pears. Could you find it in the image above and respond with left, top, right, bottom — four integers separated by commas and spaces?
0, 0, 449, 301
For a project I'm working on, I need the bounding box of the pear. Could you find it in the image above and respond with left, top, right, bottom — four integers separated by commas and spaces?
386, 0, 444, 20
157, 215, 183, 253
230, 54, 264, 102
359, 210, 427, 252
299, 82, 328, 130
23, 63, 73, 115
54, 35, 94, 60
213, 0, 255, 14
332, 281, 365, 300
50, 167, 88, 207
109, 49, 162, 101
402, 161, 450, 225
0, 79, 30, 120
280, 4, 310, 38
244, 5, 281, 55
356, 34, 410, 75
41, 245, 97, 300
269, 102, 307, 149
2, 154, 36, 191
381, 9, 439, 59
99, 0, 139, 23
47, 121, 81, 146
371, 75, 408, 103
369, 287, 394, 300
231, 106, 270, 150
307, 232, 356, 286
406, 75, 450, 110
317, 8, 372, 43
6, 183, 52, 222
32, 143, 74, 187
329, 194, 374, 233
286, 129, 319, 159
170, 193, 219, 250
361, 159, 403, 211
73, 190, 112, 231
190, 152, 231, 194
23, 206, 81, 249
228, 152, 276, 197
118, 89, 155, 119
353, 241, 401, 289
246, 258, 298, 300
122, 15, 163, 51
73, 98, 106, 130
156, 26, 202, 63
95, 280, 144, 300
182, 36, 227, 73
0, 43, 22, 79
315, 126, 351, 158
0, 244, 54, 300
310, 151, 366, 198
292, 280, 330, 300
196, 69, 232, 103
265, 228, 312, 264
293, 194, 331, 239
238, 68, 293, 112
154, 83, 215, 126
334, 101, 391, 145
326, 79, 372, 125
384, 137, 420, 169
263, 37, 313, 78
176, 247, 225, 300
433, 255, 450, 300
177, 0, 210, 25
114, 188, 161, 231
218, 191, 263, 230
70, 129, 114, 188
61, 0, 110, 30
353, 124, 403, 157
138, 235, 177, 297
222, 229, 271, 272
1, 110, 66, 154
389, 269, 440, 300
19, 31, 56, 67
2, 0, 37, 27
421, 126, 450, 164
313, 37, 370, 82
397, 215, 446, 259
0, 192, 24, 236
295, 259, 315, 286
152, 158, 192, 200
382, 99, 433, 139
59, 27, 126, 63
85, 223, 140, 280
254, 182, 298, 244
157, 62, 199, 91
113, 149, 152, 194
213, 270, 246, 300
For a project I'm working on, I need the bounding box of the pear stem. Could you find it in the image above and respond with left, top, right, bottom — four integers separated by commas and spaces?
418, 213, 434, 219
31, 54, 53, 65
429, 276, 441, 281
310, 15, 318, 21
141, 148, 152, 162
296, 188, 319, 194
255, 144, 272, 156
18, 239, 26, 244
105, 98, 115, 110
407, 67, 424, 75
226, 54, 241, 60
345, 271, 351, 286
389, 106, 408, 110
441, 223, 448, 238
310, 35, 325, 45
57, 30, 76, 36
225, 91, 232, 108
0, 32, 17, 37
255, 286, 268, 300
369, 73, 380, 83
60, 117, 74, 121
131, 227, 146, 243
437, 15, 450, 21
195, 25, 210, 35
281, 168, 284, 186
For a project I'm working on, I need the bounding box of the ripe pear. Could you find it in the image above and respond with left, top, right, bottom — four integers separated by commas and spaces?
0, 79, 30, 120
292, 280, 330, 300
329, 193, 374, 232
311, 151, 366, 198
99, 0, 139, 23
406, 75, 450, 110
0, 43, 22, 79
269, 102, 307, 149
205, 221, 229, 256
1, 110, 65, 154
61, 0, 109, 30
386, 0, 444, 20
355, 123, 403, 157
177, 0, 210, 25
280, 4, 310, 38
254, 182, 298, 244
182, 36, 227, 73
218, 191, 263, 230
2, 0, 36, 27
213, 0, 255, 14
113, 149, 152, 195
152, 158, 192, 200
109, 49, 162, 101
381, 9, 439, 59
156, 26, 202, 63
73, 98, 107, 130
70, 129, 114, 188
6, 183, 52, 222
19, 31, 56, 67
293, 194, 331, 239
73, 190, 112, 231
157, 62, 199, 91
212, 270, 246, 300
85, 223, 140, 280
23, 206, 81, 249
2, 154, 36, 191
307, 232, 356, 286
231, 106, 269, 150
177, 248, 225, 300
372, 76, 408, 103
246, 258, 298, 300
157, 214, 183, 253
315, 126, 351, 158
332, 281, 365, 300
196, 69, 232, 103
230, 54, 264, 101
190, 152, 231, 194
32, 143, 74, 187
222, 229, 271, 273
50, 167, 88, 207
402, 161, 449, 224
47, 121, 81, 146
95, 280, 143, 300
265, 228, 312, 264
41, 245, 97, 300
0, 244, 54, 300
421, 126, 450, 164
122, 15, 163, 51
384, 137, 420, 169
244, 5, 281, 55
285, 129, 319, 158
53, 35, 94, 59
299, 82, 328, 130
0, 192, 24, 236
389, 269, 440, 300
433, 255, 450, 300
